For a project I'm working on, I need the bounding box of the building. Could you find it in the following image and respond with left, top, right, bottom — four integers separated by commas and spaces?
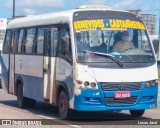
128, 10, 157, 35
0, 18, 7, 51
141, 14, 156, 35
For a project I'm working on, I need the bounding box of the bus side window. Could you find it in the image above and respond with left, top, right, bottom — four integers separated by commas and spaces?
10, 30, 19, 54
51, 27, 59, 56
17, 29, 25, 54
13, 30, 19, 53
58, 26, 72, 62
25, 28, 36, 54
3, 30, 11, 54
45, 27, 51, 56
35, 27, 45, 55
10, 31, 14, 54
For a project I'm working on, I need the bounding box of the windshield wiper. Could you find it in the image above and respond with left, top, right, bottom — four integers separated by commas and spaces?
81, 50, 124, 68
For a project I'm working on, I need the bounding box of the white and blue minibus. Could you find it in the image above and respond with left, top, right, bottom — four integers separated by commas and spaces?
1, 6, 158, 119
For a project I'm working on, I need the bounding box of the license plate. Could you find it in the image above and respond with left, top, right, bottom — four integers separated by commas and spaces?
114, 92, 130, 98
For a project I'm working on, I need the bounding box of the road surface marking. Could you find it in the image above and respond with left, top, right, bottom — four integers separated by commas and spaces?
38, 115, 81, 128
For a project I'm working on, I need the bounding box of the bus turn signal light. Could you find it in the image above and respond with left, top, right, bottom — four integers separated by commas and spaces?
76, 80, 83, 85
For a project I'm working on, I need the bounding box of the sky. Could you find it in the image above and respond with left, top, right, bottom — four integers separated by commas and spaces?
0, 0, 160, 33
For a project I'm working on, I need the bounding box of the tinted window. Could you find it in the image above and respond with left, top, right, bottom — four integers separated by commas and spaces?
51, 27, 59, 56
45, 27, 51, 56
10, 32, 14, 53
36, 28, 44, 54
18, 29, 25, 53
3, 30, 11, 53
25, 28, 36, 54
13, 30, 19, 53
58, 26, 72, 62
10, 30, 19, 54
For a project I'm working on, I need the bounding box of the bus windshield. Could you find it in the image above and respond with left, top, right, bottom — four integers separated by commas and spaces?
73, 11, 155, 63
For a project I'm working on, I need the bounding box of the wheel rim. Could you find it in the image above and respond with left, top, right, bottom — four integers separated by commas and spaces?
59, 92, 67, 115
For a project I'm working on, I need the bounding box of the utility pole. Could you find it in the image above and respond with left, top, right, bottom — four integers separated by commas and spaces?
13, 0, 15, 19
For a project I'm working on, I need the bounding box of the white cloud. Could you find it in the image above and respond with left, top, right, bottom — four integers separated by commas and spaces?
23, 8, 37, 15
5, 0, 65, 9
86, 0, 106, 5
112, 0, 135, 9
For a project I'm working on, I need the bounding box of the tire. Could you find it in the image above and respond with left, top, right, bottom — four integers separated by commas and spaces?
16, 84, 27, 108
130, 110, 145, 117
58, 90, 71, 120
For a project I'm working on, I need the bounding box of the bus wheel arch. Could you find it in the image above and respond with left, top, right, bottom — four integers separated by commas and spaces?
15, 77, 23, 96
56, 82, 72, 119
56, 82, 69, 106
129, 110, 145, 117
15, 77, 26, 108
15, 77, 36, 108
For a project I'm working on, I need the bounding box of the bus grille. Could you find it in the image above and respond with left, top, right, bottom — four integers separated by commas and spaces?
105, 96, 137, 105
100, 82, 142, 91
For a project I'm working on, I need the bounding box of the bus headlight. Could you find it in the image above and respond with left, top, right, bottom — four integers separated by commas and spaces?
91, 82, 96, 88
77, 80, 97, 89
145, 80, 158, 88
84, 81, 90, 87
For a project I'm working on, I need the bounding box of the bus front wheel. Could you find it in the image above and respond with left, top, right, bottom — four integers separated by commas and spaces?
58, 90, 71, 120
129, 110, 145, 117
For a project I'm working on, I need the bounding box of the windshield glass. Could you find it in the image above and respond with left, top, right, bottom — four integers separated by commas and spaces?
74, 13, 155, 63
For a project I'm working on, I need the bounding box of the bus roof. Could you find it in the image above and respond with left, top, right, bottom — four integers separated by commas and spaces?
7, 8, 137, 29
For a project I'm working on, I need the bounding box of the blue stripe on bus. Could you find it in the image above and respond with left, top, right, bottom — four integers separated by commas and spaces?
74, 82, 158, 111
15, 74, 44, 102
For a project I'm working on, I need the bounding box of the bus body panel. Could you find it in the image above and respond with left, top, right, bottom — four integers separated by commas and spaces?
74, 83, 158, 111
92, 63, 158, 82
55, 57, 74, 109
73, 63, 158, 111
15, 54, 44, 101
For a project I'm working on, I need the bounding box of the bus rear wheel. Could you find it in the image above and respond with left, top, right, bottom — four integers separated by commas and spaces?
129, 110, 145, 117
17, 84, 27, 108
58, 90, 71, 120
17, 84, 36, 108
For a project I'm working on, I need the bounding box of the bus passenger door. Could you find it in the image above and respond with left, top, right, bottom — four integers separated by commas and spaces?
43, 27, 58, 104
43, 28, 51, 102
9, 31, 17, 94
50, 27, 59, 104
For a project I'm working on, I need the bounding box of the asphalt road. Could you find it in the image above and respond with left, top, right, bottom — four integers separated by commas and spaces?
0, 87, 160, 128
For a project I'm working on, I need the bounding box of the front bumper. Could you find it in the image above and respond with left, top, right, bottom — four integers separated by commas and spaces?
74, 82, 158, 111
